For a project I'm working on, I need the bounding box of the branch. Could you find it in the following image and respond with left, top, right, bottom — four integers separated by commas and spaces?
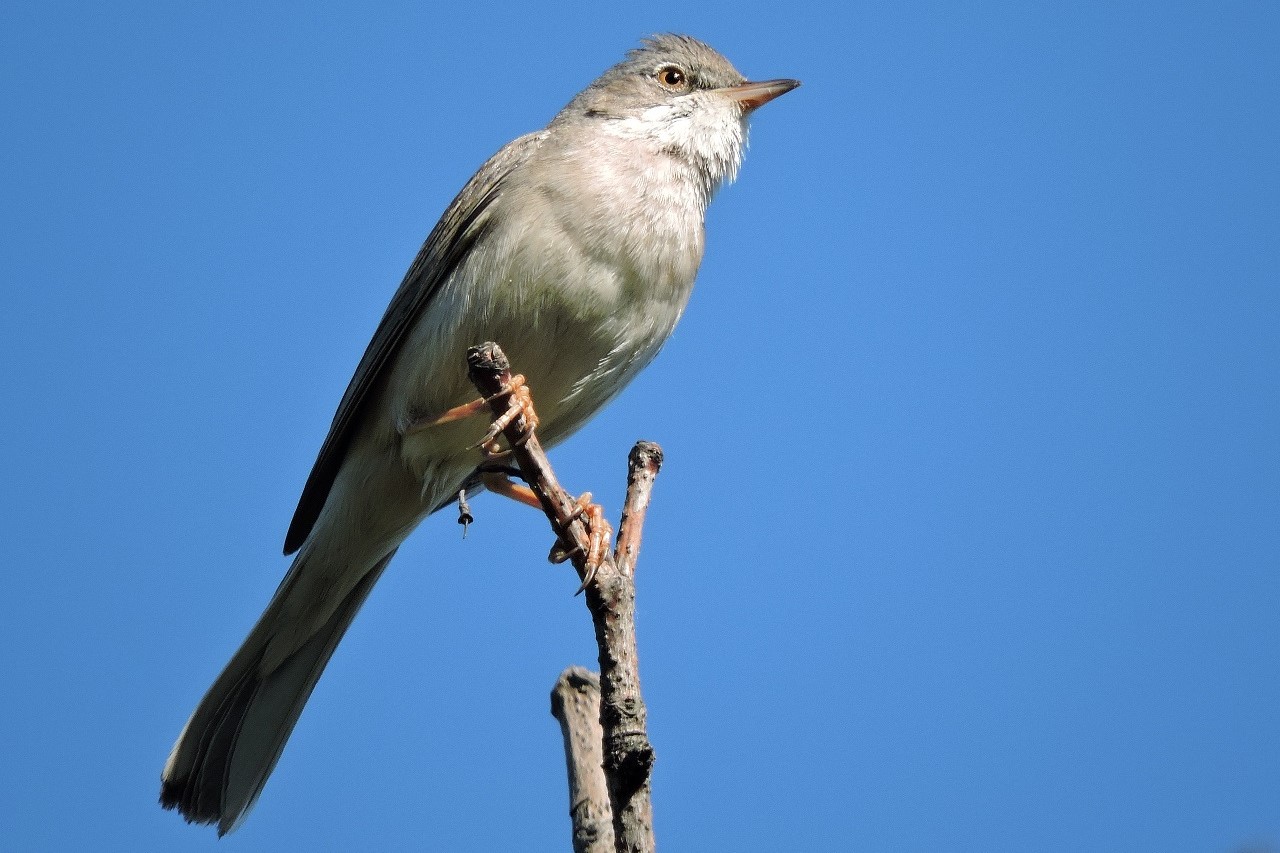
550, 668, 613, 853
466, 343, 658, 853
615, 442, 663, 578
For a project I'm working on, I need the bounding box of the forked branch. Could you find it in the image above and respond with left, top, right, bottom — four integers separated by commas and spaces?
466, 342, 659, 853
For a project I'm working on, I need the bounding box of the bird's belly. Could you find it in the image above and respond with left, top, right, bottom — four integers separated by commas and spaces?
387, 254, 689, 491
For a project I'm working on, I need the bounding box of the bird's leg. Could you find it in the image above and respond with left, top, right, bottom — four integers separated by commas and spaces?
479, 464, 612, 584
478, 468, 611, 560
478, 469, 542, 511
473, 376, 539, 457
548, 492, 613, 587
478, 464, 609, 585
449, 351, 610, 585
400, 375, 539, 454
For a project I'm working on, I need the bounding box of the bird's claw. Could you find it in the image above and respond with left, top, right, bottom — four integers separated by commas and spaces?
473, 375, 539, 457
402, 375, 539, 457
548, 492, 612, 592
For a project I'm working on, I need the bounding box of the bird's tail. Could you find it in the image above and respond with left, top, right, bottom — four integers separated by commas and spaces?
159, 547, 396, 835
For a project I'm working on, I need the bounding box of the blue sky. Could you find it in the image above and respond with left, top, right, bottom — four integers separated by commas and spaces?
2, 3, 1277, 851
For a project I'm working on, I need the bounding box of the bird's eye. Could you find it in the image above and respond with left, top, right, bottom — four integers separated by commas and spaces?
656, 65, 688, 90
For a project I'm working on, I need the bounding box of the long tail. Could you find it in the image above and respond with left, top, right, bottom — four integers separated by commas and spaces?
159, 548, 397, 835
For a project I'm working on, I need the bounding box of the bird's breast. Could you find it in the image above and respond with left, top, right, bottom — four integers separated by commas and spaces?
390, 147, 707, 476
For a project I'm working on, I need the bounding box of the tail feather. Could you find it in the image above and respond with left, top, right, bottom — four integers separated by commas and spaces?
160, 550, 395, 835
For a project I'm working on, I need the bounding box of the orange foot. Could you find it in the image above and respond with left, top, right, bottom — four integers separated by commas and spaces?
549, 492, 613, 589
401, 374, 539, 456
473, 375, 539, 457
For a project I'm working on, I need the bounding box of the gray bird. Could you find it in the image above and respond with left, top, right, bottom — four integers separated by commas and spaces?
160, 34, 797, 834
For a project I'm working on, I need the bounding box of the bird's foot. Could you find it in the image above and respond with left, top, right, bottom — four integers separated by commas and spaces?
400, 374, 539, 454
473, 375, 539, 457
549, 492, 612, 589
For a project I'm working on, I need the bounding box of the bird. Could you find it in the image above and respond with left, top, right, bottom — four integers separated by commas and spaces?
160, 33, 798, 834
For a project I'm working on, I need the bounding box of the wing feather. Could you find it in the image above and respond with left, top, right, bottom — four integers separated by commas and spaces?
283, 131, 546, 554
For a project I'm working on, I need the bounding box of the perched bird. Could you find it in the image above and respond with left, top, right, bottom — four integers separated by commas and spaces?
161, 34, 798, 834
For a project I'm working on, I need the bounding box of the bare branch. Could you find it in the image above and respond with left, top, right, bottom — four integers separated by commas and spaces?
466, 342, 658, 853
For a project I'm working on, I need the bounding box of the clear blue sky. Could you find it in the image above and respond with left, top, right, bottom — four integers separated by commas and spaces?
2, 3, 1277, 851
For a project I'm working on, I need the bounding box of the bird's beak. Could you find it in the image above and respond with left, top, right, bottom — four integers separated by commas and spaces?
719, 78, 801, 112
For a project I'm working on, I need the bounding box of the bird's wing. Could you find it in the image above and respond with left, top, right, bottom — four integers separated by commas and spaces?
283, 130, 547, 554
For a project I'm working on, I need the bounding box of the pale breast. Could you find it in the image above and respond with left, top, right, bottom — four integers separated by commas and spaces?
388, 131, 708, 480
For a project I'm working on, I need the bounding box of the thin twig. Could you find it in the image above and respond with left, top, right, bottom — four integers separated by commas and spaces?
614, 442, 663, 578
